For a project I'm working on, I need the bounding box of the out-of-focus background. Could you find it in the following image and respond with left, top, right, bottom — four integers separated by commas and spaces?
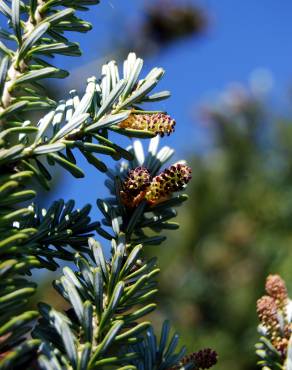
33, 1, 292, 369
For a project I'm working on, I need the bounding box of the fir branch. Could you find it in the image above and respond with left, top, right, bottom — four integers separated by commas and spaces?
128, 321, 218, 370
0, 0, 100, 117
0, 51, 182, 369
98, 137, 191, 245
0, 53, 174, 185
0, 1, 215, 367
33, 236, 159, 369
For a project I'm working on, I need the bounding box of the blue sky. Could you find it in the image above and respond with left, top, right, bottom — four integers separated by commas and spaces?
1, 0, 291, 224
49, 0, 292, 211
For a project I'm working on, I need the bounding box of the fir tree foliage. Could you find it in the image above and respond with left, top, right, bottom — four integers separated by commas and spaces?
0, 1, 216, 369
99, 137, 191, 246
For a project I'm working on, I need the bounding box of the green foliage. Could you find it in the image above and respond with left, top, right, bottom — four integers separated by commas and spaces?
0, 0, 100, 115
98, 137, 189, 245
33, 236, 159, 369
148, 86, 292, 370
129, 321, 188, 370
0, 2, 211, 369
2, 2, 288, 370
0, 52, 171, 185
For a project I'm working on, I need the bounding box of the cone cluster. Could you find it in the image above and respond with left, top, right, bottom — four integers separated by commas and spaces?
121, 164, 192, 208
123, 167, 151, 195
265, 274, 288, 308
169, 348, 218, 370
257, 274, 291, 356
119, 113, 176, 137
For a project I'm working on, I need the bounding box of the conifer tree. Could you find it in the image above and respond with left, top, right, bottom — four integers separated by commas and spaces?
0, 1, 218, 369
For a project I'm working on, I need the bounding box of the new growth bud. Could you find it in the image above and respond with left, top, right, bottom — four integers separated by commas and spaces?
121, 163, 192, 208
265, 274, 288, 308
145, 163, 192, 204
121, 167, 151, 207
123, 167, 151, 195
192, 348, 218, 369
257, 295, 279, 334
119, 113, 176, 137
168, 348, 218, 370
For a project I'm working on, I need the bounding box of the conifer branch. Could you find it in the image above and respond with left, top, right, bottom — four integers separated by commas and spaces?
0, 0, 100, 117
0, 2, 220, 369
